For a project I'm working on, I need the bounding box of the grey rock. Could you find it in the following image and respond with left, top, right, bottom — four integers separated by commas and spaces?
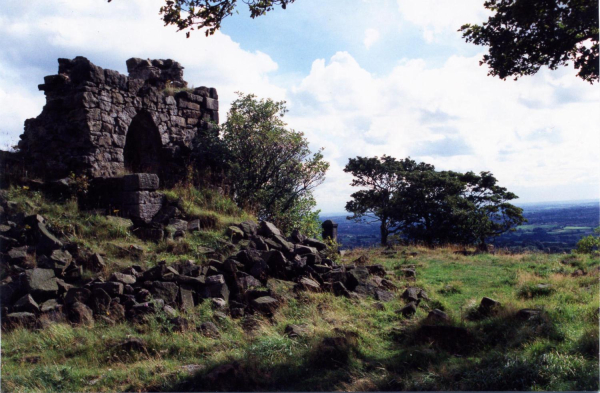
13, 294, 40, 314
199, 321, 220, 337
109, 272, 136, 285
259, 221, 282, 238
68, 302, 94, 327
251, 296, 278, 313
65, 287, 92, 305
93, 281, 124, 297
284, 324, 309, 337
24, 268, 58, 301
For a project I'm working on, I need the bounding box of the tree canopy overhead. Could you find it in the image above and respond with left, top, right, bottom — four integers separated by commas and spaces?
460, 0, 599, 83
345, 156, 526, 247
155, 0, 295, 37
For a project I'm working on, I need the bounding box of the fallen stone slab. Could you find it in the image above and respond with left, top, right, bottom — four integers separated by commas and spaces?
24, 268, 59, 301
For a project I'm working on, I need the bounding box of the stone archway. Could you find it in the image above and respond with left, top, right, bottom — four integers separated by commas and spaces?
124, 111, 162, 174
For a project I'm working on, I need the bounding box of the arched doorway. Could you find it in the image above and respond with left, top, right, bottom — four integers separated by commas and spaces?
124, 111, 162, 174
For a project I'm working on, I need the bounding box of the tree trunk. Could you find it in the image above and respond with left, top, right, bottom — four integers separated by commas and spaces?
380, 219, 389, 246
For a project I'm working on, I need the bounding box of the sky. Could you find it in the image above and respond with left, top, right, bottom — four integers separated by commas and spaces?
1, 0, 599, 213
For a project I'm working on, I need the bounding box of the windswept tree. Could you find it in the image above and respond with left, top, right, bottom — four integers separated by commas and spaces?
460, 0, 599, 83
345, 156, 525, 247
221, 93, 328, 235
344, 156, 434, 246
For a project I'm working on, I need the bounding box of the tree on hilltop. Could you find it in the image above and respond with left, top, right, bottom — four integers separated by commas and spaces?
345, 155, 526, 247
460, 0, 599, 83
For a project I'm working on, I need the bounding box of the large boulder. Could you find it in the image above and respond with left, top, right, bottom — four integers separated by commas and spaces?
258, 221, 282, 238
24, 268, 58, 301
148, 281, 179, 305
251, 296, 278, 314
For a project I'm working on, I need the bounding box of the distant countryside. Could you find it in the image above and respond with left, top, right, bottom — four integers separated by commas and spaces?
324, 200, 600, 253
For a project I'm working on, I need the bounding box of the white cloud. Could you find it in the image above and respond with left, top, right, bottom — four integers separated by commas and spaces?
397, 0, 491, 43
363, 28, 380, 49
287, 52, 600, 212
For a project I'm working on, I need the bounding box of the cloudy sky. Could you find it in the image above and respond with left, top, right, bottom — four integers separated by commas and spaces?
1, 0, 599, 213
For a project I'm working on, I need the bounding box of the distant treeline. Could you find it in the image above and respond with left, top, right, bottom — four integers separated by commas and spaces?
323, 201, 599, 253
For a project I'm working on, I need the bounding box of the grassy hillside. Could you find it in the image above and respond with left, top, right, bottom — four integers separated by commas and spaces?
1, 188, 599, 392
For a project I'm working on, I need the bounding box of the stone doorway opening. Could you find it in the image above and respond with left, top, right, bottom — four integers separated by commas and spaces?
124, 111, 162, 174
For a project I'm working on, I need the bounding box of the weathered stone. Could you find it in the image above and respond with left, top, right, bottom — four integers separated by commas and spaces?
321, 219, 338, 242
109, 272, 136, 285
178, 285, 195, 311
91, 288, 112, 315
122, 173, 159, 191
8, 247, 29, 265
374, 289, 395, 302
237, 221, 258, 237
92, 281, 124, 297
24, 269, 58, 301
304, 238, 327, 251
296, 277, 321, 292
480, 297, 501, 311
251, 296, 278, 313
238, 275, 262, 290
5, 312, 38, 328
400, 268, 416, 278
115, 337, 147, 353
398, 302, 417, 317
425, 309, 450, 323
13, 294, 40, 314
33, 223, 63, 254
86, 253, 106, 272
284, 323, 309, 338
199, 321, 220, 337
401, 287, 426, 303
516, 308, 542, 320
68, 302, 94, 327
40, 299, 62, 313
226, 226, 245, 243
64, 287, 92, 305
203, 300, 224, 314
48, 249, 73, 272
148, 281, 178, 304
259, 221, 282, 238
332, 281, 351, 298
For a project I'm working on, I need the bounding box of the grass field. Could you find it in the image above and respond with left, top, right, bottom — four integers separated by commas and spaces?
1, 188, 599, 391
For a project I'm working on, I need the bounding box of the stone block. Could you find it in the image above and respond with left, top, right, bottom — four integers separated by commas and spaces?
122, 174, 160, 191
204, 97, 218, 111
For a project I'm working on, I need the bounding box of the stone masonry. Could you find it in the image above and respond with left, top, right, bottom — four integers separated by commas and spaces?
17, 56, 219, 184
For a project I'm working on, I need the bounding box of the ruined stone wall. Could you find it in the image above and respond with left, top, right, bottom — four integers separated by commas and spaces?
18, 56, 219, 183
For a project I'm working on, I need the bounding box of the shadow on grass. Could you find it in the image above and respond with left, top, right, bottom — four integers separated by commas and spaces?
156, 306, 586, 391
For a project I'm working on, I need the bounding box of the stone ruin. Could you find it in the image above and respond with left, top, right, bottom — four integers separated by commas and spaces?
17, 56, 220, 183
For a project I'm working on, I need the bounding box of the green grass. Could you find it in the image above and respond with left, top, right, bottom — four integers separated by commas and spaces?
2, 190, 599, 391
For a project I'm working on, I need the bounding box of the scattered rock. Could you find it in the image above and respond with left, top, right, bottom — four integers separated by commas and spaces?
115, 337, 147, 353
425, 309, 449, 323
398, 302, 418, 318
516, 308, 542, 320
199, 321, 220, 337
284, 323, 309, 337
